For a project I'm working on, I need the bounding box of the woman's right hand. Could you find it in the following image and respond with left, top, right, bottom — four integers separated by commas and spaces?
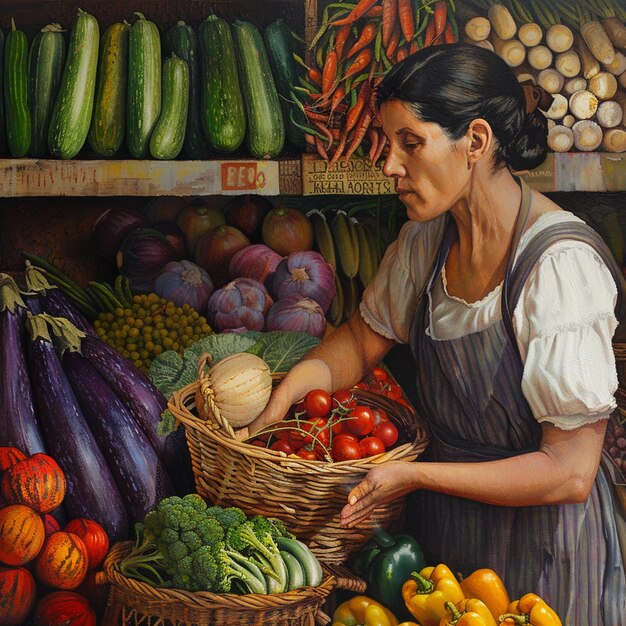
244, 380, 294, 438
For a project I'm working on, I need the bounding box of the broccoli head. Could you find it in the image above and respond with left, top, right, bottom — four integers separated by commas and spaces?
206, 505, 247, 532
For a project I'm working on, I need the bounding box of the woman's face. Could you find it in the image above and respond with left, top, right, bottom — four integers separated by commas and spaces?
380, 99, 471, 221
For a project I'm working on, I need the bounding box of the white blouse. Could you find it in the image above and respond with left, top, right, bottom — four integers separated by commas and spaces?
360, 211, 619, 430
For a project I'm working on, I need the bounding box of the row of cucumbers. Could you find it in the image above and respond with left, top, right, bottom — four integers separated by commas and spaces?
1, 10, 306, 160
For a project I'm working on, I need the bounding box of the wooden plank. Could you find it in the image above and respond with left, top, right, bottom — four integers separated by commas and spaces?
517, 153, 555, 193
554, 152, 607, 192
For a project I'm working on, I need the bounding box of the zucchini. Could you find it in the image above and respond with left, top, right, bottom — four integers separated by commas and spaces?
88, 21, 129, 157
280, 550, 306, 590
163, 21, 210, 159
127, 12, 161, 159
197, 15, 246, 154
233, 20, 285, 159
264, 20, 307, 151
28, 23, 66, 157
0, 27, 7, 153
149, 54, 189, 160
4, 19, 31, 157
48, 9, 99, 159
275, 536, 323, 587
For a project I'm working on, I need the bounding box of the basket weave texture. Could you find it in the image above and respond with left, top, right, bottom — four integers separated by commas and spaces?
169, 371, 429, 564
103, 541, 338, 626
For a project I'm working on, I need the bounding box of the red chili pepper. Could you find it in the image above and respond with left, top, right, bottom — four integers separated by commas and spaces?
434, 0, 448, 38
344, 48, 372, 81
334, 25, 351, 59
332, 0, 379, 27
346, 22, 378, 59
398, 0, 415, 42
382, 0, 398, 47
443, 22, 456, 44
423, 16, 436, 47
322, 51, 338, 94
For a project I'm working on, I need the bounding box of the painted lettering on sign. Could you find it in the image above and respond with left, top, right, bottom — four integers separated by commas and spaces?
221, 162, 264, 191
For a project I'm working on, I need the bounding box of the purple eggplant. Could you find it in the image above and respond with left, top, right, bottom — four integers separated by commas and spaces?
41, 289, 98, 337
63, 350, 175, 524
0, 275, 46, 455
80, 336, 195, 495
25, 315, 129, 542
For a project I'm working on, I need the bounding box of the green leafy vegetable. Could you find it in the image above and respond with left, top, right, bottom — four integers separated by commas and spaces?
247, 331, 319, 373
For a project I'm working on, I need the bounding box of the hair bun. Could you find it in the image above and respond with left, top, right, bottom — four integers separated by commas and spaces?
504, 110, 549, 172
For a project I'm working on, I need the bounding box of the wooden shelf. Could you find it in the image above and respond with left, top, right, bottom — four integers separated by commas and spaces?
0, 153, 625, 198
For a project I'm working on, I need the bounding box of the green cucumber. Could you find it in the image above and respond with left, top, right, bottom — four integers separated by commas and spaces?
4, 19, 32, 157
264, 19, 306, 151
149, 54, 189, 160
275, 536, 323, 587
163, 21, 210, 159
88, 21, 129, 157
28, 23, 66, 157
280, 550, 306, 590
233, 20, 285, 159
0, 27, 7, 153
197, 15, 246, 154
127, 12, 161, 159
48, 10, 99, 159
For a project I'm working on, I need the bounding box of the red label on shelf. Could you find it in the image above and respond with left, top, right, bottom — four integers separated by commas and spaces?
221, 162, 264, 191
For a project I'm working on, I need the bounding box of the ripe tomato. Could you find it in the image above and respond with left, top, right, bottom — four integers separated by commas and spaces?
250, 439, 267, 448
371, 366, 389, 382
345, 406, 375, 436
329, 417, 347, 435
296, 447, 317, 461
372, 420, 399, 448
275, 419, 298, 440
303, 389, 332, 418
372, 408, 389, 425
331, 389, 357, 412
359, 436, 386, 458
331, 437, 363, 462
383, 383, 403, 401
288, 429, 307, 451
270, 440, 295, 455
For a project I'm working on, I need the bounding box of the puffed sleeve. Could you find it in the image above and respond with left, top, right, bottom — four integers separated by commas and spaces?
514, 241, 620, 430
359, 215, 446, 344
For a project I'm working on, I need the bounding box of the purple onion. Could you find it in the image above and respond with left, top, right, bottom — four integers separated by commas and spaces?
93, 208, 147, 261
265, 293, 326, 338
155, 260, 214, 312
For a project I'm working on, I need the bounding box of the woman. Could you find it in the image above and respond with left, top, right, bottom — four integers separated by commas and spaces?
248, 44, 626, 622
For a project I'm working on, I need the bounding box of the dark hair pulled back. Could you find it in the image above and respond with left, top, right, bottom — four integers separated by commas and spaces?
376, 44, 548, 171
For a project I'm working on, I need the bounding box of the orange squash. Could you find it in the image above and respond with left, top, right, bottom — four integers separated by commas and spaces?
33, 591, 96, 626
0, 504, 45, 565
1, 453, 66, 513
0, 565, 37, 625
35, 531, 88, 590
0, 447, 26, 473
64, 518, 109, 570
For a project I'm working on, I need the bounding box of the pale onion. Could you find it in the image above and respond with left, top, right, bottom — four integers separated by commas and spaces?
197, 352, 272, 428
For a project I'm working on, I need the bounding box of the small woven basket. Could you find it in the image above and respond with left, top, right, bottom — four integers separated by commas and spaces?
103, 541, 348, 626
169, 359, 429, 564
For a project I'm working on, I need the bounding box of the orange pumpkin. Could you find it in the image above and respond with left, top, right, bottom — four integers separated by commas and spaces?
0, 565, 37, 625
1, 453, 66, 513
64, 518, 109, 570
0, 447, 26, 473
33, 591, 96, 626
0, 504, 45, 566
35, 531, 88, 590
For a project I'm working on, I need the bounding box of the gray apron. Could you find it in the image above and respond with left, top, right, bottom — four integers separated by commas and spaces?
407, 179, 626, 624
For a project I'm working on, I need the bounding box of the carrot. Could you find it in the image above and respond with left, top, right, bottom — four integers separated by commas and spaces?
347, 22, 379, 59
334, 25, 352, 59
423, 16, 436, 47
372, 130, 388, 165
368, 127, 380, 162
409, 38, 420, 54
382, 0, 398, 47
329, 128, 348, 169
305, 133, 316, 146
345, 109, 374, 161
314, 135, 329, 161
367, 6, 384, 18
331, 85, 347, 114
305, 109, 332, 123
386, 28, 401, 59
345, 80, 371, 134
322, 51, 338, 94
433, 1, 448, 38
443, 22, 456, 44
313, 119, 335, 151
396, 45, 409, 62
344, 48, 373, 81
308, 68, 322, 87
398, 0, 415, 42
332, 0, 379, 27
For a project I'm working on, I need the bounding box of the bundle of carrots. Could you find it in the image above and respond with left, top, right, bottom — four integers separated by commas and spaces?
293, 0, 458, 167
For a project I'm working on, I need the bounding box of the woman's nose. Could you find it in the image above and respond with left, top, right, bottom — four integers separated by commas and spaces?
382, 146, 404, 178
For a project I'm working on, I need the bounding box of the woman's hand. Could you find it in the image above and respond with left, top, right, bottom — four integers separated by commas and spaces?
245, 382, 294, 436
340, 461, 420, 527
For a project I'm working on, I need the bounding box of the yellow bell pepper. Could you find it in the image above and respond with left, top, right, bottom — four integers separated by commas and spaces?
459, 568, 510, 621
439, 599, 498, 626
332, 595, 399, 626
499, 593, 562, 626
402, 564, 465, 626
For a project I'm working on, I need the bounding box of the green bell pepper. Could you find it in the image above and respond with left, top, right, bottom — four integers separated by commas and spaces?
351, 529, 427, 621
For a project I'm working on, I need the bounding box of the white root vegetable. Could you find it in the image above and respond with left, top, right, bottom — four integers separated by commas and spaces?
581, 20, 616, 66
527, 45, 553, 70
574, 35, 601, 79
572, 119, 603, 151
555, 50, 581, 78
518, 23, 543, 48
615, 91, 626, 124
602, 127, 626, 152
605, 51, 626, 77
562, 114, 576, 128
464, 16, 491, 42
588, 71, 618, 100
546, 119, 557, 131
602, 17, 626, 50
620, 71, 626, 90
548, 125, 574, 152
516, 71, 537, 84
564, 77, 587, 96
492, 34, 526, 67
542, 93, 568, 119
537, 68, 564, 94
545, 24, 574, 53
488, 4, 517, 40
597, 100, 624, 128
569, 89, 599, 119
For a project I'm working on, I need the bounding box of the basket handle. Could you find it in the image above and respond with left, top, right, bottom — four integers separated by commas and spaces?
197, 351, 214, 380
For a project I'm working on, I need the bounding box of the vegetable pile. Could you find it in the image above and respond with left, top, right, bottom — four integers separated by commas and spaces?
120, 495, 323, 595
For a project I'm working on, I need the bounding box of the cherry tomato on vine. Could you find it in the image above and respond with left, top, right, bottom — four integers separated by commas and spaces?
371, 366, 389, 382
359, 436, 386, 458
372, 420, 399, 448
250, 439, 267, 448
331, 389, 357, 412
303, 389, 332, 418
372, 408, 389, 425
270, 439, 295, 455
296, 447, 317, 460
331, 436, 363, 462
383, 383, 403, 401
355, 381, 368, 390
345, 405, 375, 436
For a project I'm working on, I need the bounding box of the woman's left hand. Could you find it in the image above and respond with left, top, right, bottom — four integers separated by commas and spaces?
340, 461, 419, 527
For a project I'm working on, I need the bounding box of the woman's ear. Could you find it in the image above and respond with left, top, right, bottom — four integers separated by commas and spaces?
466, 118, 494, 164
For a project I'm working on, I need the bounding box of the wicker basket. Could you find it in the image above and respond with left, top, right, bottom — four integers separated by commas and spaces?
169, 372, 429, 564
103, 541, 355, 626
